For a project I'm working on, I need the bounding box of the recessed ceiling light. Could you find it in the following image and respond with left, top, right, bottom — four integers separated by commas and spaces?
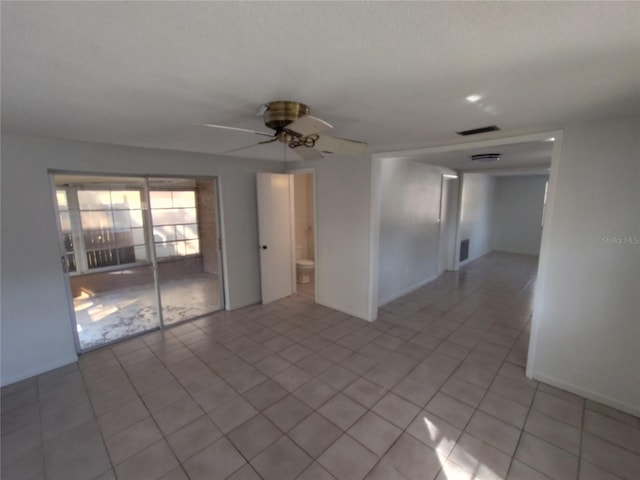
465, 94, 482, 103
544, 137, 556, 142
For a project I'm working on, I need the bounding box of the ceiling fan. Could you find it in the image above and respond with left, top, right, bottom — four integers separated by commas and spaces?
199, 101, 369, 161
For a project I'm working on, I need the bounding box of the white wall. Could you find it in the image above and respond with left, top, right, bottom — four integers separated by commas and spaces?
492, 175, 548, 255
529, 116, 640, 415
287, 156, 373, 319
458, 173, 496, 264
377, 159, 451, 305
0, 134, 283, 385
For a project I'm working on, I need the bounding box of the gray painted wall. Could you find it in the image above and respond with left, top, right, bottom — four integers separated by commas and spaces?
458, 173, 496, 264
1, 134, 376, 385
0, 134, 283, 384
377, 159, 452, 305
492, 175, 548, 255
530, 116, 640, 415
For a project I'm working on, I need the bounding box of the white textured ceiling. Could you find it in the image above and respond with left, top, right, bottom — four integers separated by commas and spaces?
414, 139, 553, 174
2, 2, 639, 160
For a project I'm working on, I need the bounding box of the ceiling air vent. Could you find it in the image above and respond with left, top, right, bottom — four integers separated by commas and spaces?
456, 125, 500, 136
471, 153, 501, 162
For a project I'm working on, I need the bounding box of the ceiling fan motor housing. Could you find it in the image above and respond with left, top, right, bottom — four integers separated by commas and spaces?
263, 101, 310, 130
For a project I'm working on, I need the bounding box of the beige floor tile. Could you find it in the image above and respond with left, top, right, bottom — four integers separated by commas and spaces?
465, 410, 521, 456
507, 459, 551, 479
343, 377, 387, 408
264, 394, 312, 432
531, 390, 583, 428
441, 376, 486, 408
585, 400, 640, 429
289, 412, 342, 458
426, 392, 475, 430
182, 437, 246, 480
292, 378, 337, 409
583, 409, 640, 453
152, 397, 203, 435
296, 354, 334, 376
166, 414, 222, 462
372, 392, 421, 429
46, 441, 111, 480
104, 416, 163, 465
319, 364, 359, 390
273, 365, 312, 391
578, 459, 624, 480
515, 432, 579, 480
5, 254, 640, 480
407, 409, 461, 455
479, 391, 529, 429
450, 433, 512, 480
227, 414, 282, 459
318, 393, 367, 431
251, 436, 312, 480
243, 378, 288, 410
581, 432, 640, 479
96, 398, 149, 437
524, 409, 582, 455
0, 443, 44, 480
141, 380, 189, 413
318, 434, 378, 480
298, 462, 337, 480
379, 433, 443, 480
347, 411, 402, 456
209, 396, 258, 433
391, 376, 438, 407
254, 355, 292, 376
190, 378, 238, 412
227, 463, 262, 480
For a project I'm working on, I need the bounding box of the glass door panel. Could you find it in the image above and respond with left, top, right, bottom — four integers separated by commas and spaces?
149, 177, 222, 325
53, 175, 160, 351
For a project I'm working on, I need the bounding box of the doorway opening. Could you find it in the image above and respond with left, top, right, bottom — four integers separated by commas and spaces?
292, 172, 316, 300
51, 173, 224, 352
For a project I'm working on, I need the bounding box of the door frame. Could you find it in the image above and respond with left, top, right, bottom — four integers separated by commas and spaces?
370, 129, 563, 323
437, 173, 460, 274
288, 168, 318, 301
49, 170, 226, 353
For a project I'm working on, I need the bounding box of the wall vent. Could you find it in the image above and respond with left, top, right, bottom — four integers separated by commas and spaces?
456, 125, 500, 136
460, 239, 470, 262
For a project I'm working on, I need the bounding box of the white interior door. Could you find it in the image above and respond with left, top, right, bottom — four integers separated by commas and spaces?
257, 173, 294, 304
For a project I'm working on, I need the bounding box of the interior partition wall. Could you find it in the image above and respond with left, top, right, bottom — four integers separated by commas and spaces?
51, 173, 223, 352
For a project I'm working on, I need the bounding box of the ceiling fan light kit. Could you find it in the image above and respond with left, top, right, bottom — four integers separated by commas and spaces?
201, 100, 368, 160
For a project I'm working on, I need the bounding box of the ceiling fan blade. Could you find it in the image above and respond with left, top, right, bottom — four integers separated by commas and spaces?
314, 135, 369, 157
219, 142, 268, 155
286, 115, 333, 137
197, 123, 274, 138
292, 147, 324, 161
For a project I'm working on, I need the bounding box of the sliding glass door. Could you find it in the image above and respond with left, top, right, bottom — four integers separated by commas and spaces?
149, 178, 223, 325
52, 174, 223, 352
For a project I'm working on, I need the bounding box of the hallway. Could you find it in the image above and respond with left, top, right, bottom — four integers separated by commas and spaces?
1, 253, 638, 480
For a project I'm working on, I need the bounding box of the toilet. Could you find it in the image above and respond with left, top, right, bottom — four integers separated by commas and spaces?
295, 246, 314, 284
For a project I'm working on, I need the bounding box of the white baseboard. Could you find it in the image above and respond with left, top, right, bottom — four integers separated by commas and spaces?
1, 354, 78, 388
533, 372, 640, 418
378, 274, 439, 307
